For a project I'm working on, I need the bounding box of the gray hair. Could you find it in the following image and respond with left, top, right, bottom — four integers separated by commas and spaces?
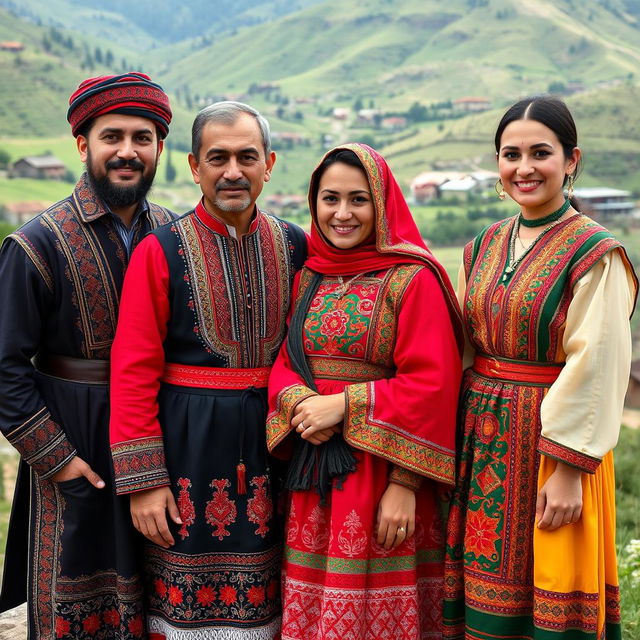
191, 101, 272, 158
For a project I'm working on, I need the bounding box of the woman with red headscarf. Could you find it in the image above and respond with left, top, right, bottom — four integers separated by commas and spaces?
267, 143, 463, 639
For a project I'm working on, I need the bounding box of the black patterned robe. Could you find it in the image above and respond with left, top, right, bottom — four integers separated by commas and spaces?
0, 173, 174, 639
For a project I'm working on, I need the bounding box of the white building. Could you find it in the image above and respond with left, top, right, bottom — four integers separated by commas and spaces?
573, 187, 635, 221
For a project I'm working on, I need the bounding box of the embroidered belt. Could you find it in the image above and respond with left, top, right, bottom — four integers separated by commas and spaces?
473, 354, 563, 385
309, 356, 393, 382
33, 352, 109, 384
161, 363, 271, 389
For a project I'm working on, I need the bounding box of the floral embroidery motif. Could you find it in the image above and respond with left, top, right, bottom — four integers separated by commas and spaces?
304, 280, 376, 358
247, 475, 273, 538
205, 478, 237, 540
301, 505, 330, 552
337, 510, 367, 558
176, 478, 195, 539
287, 502, 299, 544
465, 510, 501, 563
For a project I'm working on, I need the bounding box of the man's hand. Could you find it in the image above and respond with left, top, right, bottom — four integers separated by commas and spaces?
51, 455, 105, 488
130, 487, 182, 548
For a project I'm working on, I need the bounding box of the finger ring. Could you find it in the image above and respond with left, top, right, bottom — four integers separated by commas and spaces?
299, 421, 305, 430
397, 526, 405, 534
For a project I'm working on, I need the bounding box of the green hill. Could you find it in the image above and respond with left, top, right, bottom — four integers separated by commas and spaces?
1, 0, 640, 207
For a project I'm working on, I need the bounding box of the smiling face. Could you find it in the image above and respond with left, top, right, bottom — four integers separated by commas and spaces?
315, 161, 375, 250
77, 113, 163, 212
497, 118, 580, 218
188, 113, 276, 231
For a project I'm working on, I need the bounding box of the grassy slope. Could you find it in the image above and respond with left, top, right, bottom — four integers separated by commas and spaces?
155, 0, 640, 104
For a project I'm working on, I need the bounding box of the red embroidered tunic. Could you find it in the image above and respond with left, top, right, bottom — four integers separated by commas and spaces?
267, 264, 461, 640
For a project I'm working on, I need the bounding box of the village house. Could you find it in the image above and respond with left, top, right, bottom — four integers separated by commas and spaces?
10, 155, 66, 180
3, 201, 48, 226
453, 97, 491, 113
409, 170, 498, 203
380, 116, 407, 132
271, 131, 310, 149
573, 187, 636, 222
0, 41, 24, 52
332, 107, 350, 121
356, 109, 381, 125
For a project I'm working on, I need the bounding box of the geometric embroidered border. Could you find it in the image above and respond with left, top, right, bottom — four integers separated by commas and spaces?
111, 436, 170, 495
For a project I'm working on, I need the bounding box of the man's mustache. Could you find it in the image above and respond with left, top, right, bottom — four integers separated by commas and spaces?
106, 158, 145, 171
216, 179, 250, 191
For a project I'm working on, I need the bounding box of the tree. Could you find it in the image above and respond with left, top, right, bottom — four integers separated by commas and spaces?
407, 101, 428, 123
165, 145, 176, 183
0, 149, 10, 169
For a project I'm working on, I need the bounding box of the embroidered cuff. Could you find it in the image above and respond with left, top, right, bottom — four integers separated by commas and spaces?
5, 407, 76, 479
266, 384, 317, 452
389, 465, 424, 491
344, 382, 455, 485
111, 437, 170, 494
538, 436, 600, 474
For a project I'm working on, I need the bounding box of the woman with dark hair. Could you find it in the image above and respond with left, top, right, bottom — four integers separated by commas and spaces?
444, 96, 638, 639
267, 143, 463, 639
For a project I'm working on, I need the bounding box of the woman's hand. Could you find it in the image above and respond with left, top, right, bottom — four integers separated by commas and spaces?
291, 393, 345, 445
376, 482, 416, 550
536, 461, 583, 531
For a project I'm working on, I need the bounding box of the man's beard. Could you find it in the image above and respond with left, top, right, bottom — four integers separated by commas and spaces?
215, 179, 251, 213
86, 153, 157, 210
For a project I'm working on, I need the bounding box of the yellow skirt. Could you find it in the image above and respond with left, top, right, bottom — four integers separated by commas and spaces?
534, 452, 620, 638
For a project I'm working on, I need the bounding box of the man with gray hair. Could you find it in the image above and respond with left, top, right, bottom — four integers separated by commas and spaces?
109, 101, 306, 639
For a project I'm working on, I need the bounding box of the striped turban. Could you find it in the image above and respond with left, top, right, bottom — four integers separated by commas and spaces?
67, 72, 172, 138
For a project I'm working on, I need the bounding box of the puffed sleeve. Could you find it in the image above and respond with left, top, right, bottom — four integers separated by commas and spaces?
109, 234, 172, 494
0, 237, 76, 478
343, 267, 462, 486
538, 250, 636, 472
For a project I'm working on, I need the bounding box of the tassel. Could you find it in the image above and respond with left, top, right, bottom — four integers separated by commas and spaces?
236, 461, 247, 495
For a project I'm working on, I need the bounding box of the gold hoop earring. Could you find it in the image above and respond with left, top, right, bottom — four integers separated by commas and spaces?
495, 179, 506, 201
566, 174, 575, 198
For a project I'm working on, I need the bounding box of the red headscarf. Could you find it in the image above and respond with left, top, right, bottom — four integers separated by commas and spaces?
305, 143, 463, 351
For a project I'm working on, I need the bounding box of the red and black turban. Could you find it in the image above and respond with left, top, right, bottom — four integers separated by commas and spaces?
67, 72, 172, 138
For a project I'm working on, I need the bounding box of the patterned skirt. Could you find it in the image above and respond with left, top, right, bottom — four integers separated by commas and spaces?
146, 382, 283, 640
444, 367, 621, 640
280, 382, 445, 640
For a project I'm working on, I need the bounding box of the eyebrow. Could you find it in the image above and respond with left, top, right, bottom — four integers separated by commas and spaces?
99, 127, 153, 135
320, 188, 370, 195
205, 146, 260, 155
501, 142, 554, 151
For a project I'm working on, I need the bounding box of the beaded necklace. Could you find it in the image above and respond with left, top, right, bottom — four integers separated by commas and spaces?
502, 217, 564, 283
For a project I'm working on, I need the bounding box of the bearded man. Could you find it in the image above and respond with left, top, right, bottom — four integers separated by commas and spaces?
0, 72, 173, 639
109, 101, 306, 639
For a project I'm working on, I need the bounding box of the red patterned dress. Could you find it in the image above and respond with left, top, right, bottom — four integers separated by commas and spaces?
267, 263, 462, 640
444, 214, 637, 639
